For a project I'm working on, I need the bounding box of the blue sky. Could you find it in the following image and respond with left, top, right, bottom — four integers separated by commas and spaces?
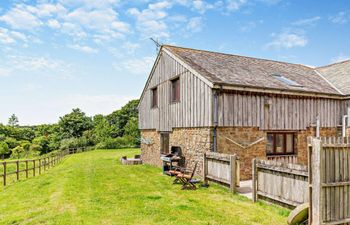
0, 0, 349, 125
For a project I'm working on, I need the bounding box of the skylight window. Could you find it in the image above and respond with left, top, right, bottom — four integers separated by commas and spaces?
272, 74, 303, 87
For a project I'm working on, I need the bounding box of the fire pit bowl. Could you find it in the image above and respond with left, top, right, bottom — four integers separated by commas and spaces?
121, 155, 142, 165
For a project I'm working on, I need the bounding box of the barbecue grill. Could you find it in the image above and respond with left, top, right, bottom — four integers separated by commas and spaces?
160, 146, 185, 174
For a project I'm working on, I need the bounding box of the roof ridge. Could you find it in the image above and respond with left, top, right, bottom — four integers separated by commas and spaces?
163, 44, 314, 70
317, 59, 350, 69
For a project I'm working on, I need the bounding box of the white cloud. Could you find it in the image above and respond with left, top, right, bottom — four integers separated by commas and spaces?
331, 53, 350, 63
68, 44, 98, 54
0, 27, 27, 44
186, 17, 203, 33
265, 31, 308, 50
329, 11, 349, 24
226, 0, 248, 12
122, 42, 140, 54
127, 2, 173, 39
58, 0, 119, 9
0, 5, 43, 30
192, 0, 216, 14
7, 55, 73, 79
114, 56, 155, 75
47, 19, 61, 29
292, 16, 321, 26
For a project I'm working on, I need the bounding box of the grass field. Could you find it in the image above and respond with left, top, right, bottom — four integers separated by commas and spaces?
0, 149, 289, 225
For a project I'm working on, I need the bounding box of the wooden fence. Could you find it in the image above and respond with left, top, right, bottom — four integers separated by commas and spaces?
203, 152, 240, 193
0, 148, 87, 187
309, 137, 350, 225
266, 155, 298, 164
252, 159, 309, 208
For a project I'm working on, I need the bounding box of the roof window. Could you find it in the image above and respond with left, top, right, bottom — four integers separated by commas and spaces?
272, 74, 303, 87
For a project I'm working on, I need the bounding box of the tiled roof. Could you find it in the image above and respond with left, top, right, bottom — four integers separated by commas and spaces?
164, 45, 342, 95
316, 60, 350, 95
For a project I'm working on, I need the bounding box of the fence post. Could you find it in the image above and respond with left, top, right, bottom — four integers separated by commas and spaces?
16, 160, 19, 181
3, 162, 6, 186
230, 155, 236, 193
33, 160, 36, 177
25, 160, 28, 178
39, 159, 41, 174
203, 153, 208, 185
311, 138, 322, 225
252, 158, 257, 202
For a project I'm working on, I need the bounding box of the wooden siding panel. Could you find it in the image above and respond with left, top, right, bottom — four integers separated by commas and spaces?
217, 92, 343, 130
139, 51, 213, 131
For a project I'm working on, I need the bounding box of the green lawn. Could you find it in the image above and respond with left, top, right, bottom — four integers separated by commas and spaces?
0, 149, 289, 225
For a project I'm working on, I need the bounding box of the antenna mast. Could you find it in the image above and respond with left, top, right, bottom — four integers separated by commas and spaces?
150, 38, 161, 53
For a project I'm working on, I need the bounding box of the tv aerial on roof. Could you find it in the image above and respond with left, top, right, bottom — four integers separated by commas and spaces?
150, 37, 162, 54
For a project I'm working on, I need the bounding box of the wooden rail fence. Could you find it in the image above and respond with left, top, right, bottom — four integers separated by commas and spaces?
309, 137, 350, 225
203, 152, 240, 193
252, 159, 309, 208
0, 148, 87, 187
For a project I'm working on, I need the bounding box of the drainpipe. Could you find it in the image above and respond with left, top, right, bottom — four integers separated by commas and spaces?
213, 90, 219, 152
342, 115, 348, 138
316, 115, 320, 138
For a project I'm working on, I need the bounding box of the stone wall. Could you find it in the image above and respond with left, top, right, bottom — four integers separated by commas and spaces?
140, 128, 212, 176
296, 127, 338, 165
169, 128, 212, 176
216, 126, 339, 180
217, 127, 266, 180
142, 126, 339, 181
140, 129, 162, 167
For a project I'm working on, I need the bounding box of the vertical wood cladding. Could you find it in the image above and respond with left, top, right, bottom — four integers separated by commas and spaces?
218, 91, 345, 130
139, 51, 213, 132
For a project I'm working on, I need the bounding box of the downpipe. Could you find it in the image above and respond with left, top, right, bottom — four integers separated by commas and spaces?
342, 115, 348, 138
213, 90, 219, 152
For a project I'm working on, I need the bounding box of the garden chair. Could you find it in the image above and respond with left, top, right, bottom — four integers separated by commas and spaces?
167, 164, 187, 184
176, 162, 200, 190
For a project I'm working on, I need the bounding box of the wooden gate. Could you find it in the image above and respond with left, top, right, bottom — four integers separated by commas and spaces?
203, 152, 240, 193
309, 137, 350, 225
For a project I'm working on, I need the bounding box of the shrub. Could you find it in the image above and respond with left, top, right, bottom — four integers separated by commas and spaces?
95, 136, 138, 149
59, 137, 91, 150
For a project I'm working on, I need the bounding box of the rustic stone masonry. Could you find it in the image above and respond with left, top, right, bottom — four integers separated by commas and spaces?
169, 128, 212, 176
141, 128, 212, 176
141, 126, 339, 181
296, 127, 338, 165
140, 129, 162, 167
217, 127, 266, 180
216, 126, 339, 180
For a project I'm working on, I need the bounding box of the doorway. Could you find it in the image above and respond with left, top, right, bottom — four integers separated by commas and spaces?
160, 132, 170, 154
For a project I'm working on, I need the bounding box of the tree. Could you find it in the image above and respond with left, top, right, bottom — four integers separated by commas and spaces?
0, 142, 9, 160
124, 117, 140, 139
58, 108, 93, 139
93, 115, 112, 143
32, 136, 50, 154
8, 114, 19, 127
11, 146, 24, 159
107, 100, 139, 137
20, 141, 31, 157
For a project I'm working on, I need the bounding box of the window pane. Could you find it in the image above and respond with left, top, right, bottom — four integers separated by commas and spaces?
266, 134, 274, 154
275, 134, 284, 153
171, 78, 180, 102
286, 134, 294, 153
152, 88, 157, 107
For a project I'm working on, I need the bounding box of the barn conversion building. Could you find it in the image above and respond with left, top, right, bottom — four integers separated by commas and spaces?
138, 45, 350, 180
